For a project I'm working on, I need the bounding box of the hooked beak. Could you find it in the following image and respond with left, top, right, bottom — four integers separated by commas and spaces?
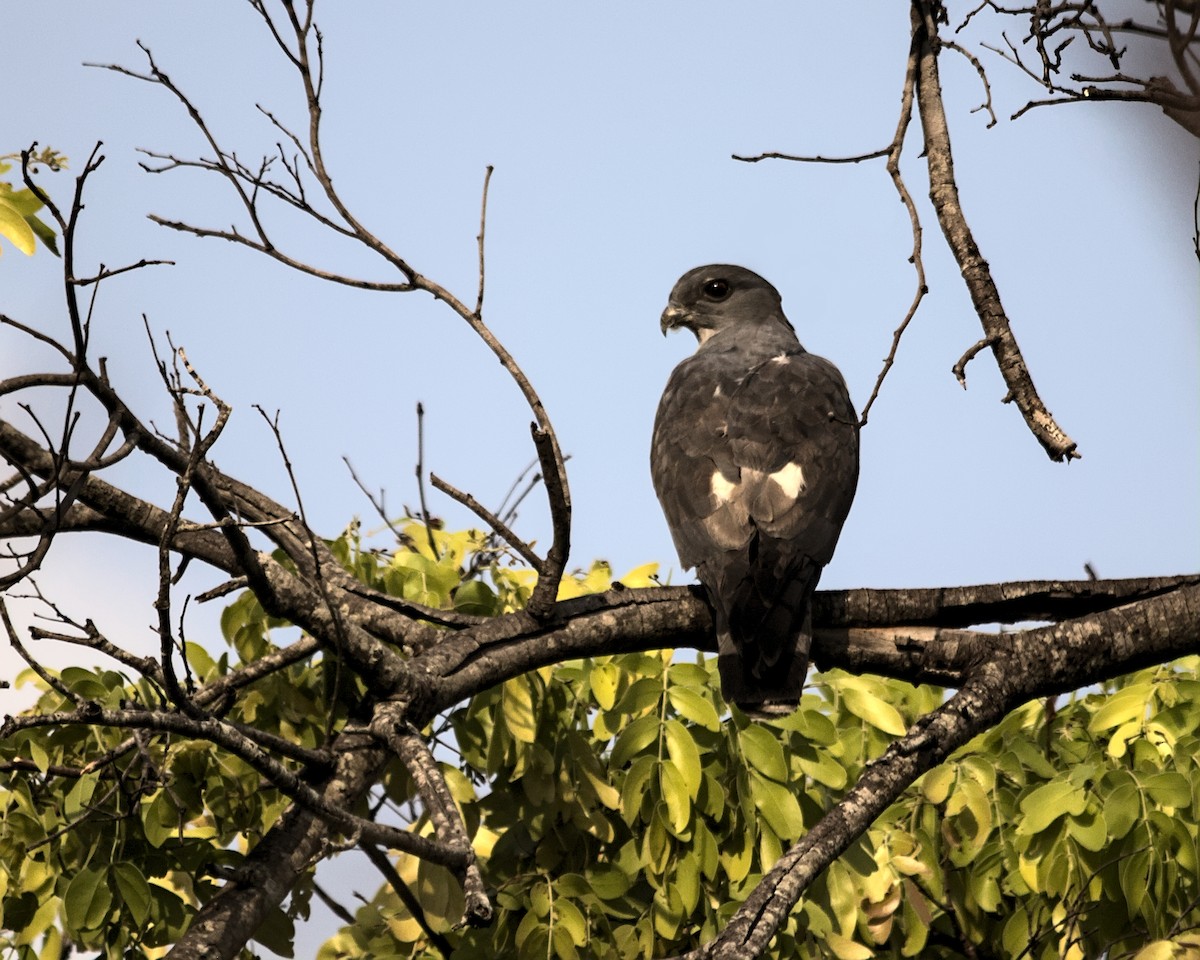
660, 303, 688, 336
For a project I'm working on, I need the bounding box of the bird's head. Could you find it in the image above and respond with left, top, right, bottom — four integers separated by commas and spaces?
660, 264, 791, 343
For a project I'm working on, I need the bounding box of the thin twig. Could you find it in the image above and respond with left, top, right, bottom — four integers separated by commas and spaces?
361, 844, 455, 957
733, 148, 890, 164
0, 599, 80, 705
414, 403, 441, 560
69, 259, 175, 286
952, 336, 998, 387
475, 165, 494, 317
1194, 162, 1200, 264
430, 472, 543, 573
343, 457, 409, 548
861, 29, 927, 427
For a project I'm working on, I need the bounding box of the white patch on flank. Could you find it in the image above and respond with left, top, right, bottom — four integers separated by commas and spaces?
768, 462, 807, 500
771, 353, 789, 365
712, 384, 722, 398
710, 470, 737, 503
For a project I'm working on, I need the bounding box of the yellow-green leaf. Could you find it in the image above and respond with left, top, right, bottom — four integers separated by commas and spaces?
842, 686, 907, 736
590, 662, 620, 711
663, 720, 702, 795
63, 867, 112, 933
1089, 683, 1151, 733
0, 196, 36, 256
1016, 779, 1086, 835
922, 765, 955, 804
1131, 942, 1180, 960
740, 724, 788, 781
825, 930, 873, 959
667, 685, 721, 731
659, 760, 692, 835
502, 677, 538, 744
749, 770, 805, 839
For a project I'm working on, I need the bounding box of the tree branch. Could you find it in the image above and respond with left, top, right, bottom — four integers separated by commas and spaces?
916, 0, 1079, 462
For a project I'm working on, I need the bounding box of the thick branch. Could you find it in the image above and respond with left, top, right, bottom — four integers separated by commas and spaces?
165, 726, 388, 960
675, 579, 1200, 958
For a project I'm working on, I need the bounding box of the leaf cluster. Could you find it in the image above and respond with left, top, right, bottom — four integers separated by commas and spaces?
0, 149, 65, 257
2, 525, 1199, 960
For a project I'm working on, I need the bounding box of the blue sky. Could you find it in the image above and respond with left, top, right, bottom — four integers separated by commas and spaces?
2, 0, 1198, 950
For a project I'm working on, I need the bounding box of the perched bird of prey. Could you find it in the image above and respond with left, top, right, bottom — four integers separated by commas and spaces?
651, 265, 859, 719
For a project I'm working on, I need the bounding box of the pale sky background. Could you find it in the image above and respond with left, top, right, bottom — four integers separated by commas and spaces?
2, 1, 1198, 953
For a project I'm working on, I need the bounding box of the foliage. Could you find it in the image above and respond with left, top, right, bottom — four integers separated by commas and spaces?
0, 148, 65, 257
2, 526, 1199, 959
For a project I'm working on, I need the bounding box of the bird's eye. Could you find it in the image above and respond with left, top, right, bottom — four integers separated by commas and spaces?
702, 279, 731, 300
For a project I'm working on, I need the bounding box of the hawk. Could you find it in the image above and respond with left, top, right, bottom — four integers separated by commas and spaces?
650, 264, 859, 719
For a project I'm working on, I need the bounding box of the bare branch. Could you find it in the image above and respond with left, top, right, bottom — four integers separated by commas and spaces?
371, 707, 493, 927
861, 30, 926, 427
952, 335, 998, 387
430, 472, 543, 573
915, 0, 1080, 461
413, 403, 441, 560
733, 148, 890, 164
69, 258, 175, 286
475, 165, 494, 317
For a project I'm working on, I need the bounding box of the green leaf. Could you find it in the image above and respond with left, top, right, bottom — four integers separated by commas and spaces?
663, 720, 702, 796
64, 773, 98, 818
252, 905, 296, 957
63, 867, 113, 933
0, 196, 36, 255
1016, 779, 1086, 835
0, 186, 44, 217
590, 662, 620, 711
775, 707, 838, 744
922, 765, 955, 804
658, 760, 692, 835
719, 826, 755, 884
112, 862, 152, 927
454, 578, 498, 615
555, 897, 588, 947
1066, 807, 1109, 852
674, 853, 701, 914
748, 771, 805, 839
1132, 942, 1183, 960
141, 789, 180, 848
417, 860, 463, 933
620, 753, 657, 826
739, 724, 788, 781
841, 685, 907, 736
588, 865, 632, 901
616, 677, 663, 715
611, 714, 660, 769
27, 213, 58, 256
502, 676, 538, 744
1120, 845, 1151, 914
1001, 907, 1030, 957
825, 930, 873, 959
1105, 777, 1142, 838
1089, 683, 1151, 733
795, 743, 848, 789
1142, 770, 1191, 809
667, 685, 721, 731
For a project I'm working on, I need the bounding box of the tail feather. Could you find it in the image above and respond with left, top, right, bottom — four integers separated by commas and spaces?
704, 545, 820, 719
